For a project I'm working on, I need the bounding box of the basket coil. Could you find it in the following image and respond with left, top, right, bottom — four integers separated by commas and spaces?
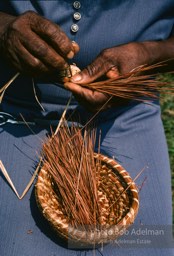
35, 153, 139, 246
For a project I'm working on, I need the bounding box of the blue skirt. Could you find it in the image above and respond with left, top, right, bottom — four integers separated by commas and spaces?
0, 100, 173, 256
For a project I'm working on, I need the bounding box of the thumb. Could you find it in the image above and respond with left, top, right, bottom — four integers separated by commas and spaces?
70, 55, 112, 84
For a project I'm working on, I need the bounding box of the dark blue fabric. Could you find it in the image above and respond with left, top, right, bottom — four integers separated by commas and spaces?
0, 1, 174, 256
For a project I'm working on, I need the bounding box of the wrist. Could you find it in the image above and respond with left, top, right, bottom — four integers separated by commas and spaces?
140, 38, 174, 64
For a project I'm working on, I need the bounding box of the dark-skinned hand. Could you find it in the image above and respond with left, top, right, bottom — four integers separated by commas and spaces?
64, 42, 157, 112
0, 11, 79, 77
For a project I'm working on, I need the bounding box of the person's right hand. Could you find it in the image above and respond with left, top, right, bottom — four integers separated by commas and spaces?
0, 11, 79, 77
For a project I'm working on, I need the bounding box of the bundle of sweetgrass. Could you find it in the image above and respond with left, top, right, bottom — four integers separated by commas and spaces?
69, 62, 174, 101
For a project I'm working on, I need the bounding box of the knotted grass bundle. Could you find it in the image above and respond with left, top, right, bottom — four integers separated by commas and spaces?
35, 122, 139, 246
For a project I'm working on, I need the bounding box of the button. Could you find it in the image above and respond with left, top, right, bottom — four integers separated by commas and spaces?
71, 24, 79, 33
73, 1, 81, 9
73, 12, 81, 21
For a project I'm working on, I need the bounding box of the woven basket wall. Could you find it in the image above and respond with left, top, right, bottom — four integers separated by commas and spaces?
35, 153, 139, 246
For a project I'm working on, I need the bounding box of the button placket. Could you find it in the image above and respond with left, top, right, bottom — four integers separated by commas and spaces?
71, 1, 81, 33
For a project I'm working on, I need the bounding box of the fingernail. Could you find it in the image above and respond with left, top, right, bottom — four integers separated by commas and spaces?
72, 41, 80, 53
72, 41, 78, 47
67, 50, 74, 59
71, 74, 82, 82
72, 40, 76, 46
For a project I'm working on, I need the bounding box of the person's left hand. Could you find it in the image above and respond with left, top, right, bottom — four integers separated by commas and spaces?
64, 42, 151, 111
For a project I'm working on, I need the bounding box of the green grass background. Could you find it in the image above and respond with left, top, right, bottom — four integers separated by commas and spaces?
160, 74, 174, 222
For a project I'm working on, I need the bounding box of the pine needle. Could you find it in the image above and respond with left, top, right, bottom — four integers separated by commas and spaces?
32, 78, 45, 111
0, 159, 41, 199
81, 63, 174, 101
0, 72, 20, 103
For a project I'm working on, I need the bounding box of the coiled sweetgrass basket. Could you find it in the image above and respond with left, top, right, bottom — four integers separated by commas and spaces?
35, 153, 139, 246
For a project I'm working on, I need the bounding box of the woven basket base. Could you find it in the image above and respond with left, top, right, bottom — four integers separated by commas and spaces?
35, 153, 139, 246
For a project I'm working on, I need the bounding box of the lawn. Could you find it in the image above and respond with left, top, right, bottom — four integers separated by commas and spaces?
160, 73, 174, 222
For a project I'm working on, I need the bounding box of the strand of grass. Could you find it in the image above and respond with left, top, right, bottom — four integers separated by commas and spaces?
54, 94, 73, 136
0, 72, 20, 103
20, 157, 42, 199
20, 113, 44, 143
0, 158, 42, 199
32, 78, 45, 111
74, 130, 86, 208
65, 96, 113, 145
85, 130, 100, 227
0, 160, 20, 199
107, 166, 147, 211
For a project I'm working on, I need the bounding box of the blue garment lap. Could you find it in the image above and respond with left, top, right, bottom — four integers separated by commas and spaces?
0, 101, 173, 256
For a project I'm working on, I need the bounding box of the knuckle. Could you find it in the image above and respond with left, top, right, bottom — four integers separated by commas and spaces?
22, 10, 37, 18
34, 44, 48, 58
51, 59, 67, 69
37, 19, 60, 38
9, 11, 38, 34
57, 33, 72, 54
100, 48, 111, 59
40, 21, 53, 33
33, 62, 47, 73
24, 56, 50, 75
101, 48, 116, 64
100, 49, 115, 70
86, 63, 99, 77
20, 11, 41, 31
46, 23, 60, 38
86, 59, 110, 77
28, 57, 40, 69
49, 29, 72, 55
45, 23, 72, 53
9, 19, 21, 32
22, 10, 39, 25
85, 49, 115, 78
10, 11, 35, 29
38, 23, 72, 54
